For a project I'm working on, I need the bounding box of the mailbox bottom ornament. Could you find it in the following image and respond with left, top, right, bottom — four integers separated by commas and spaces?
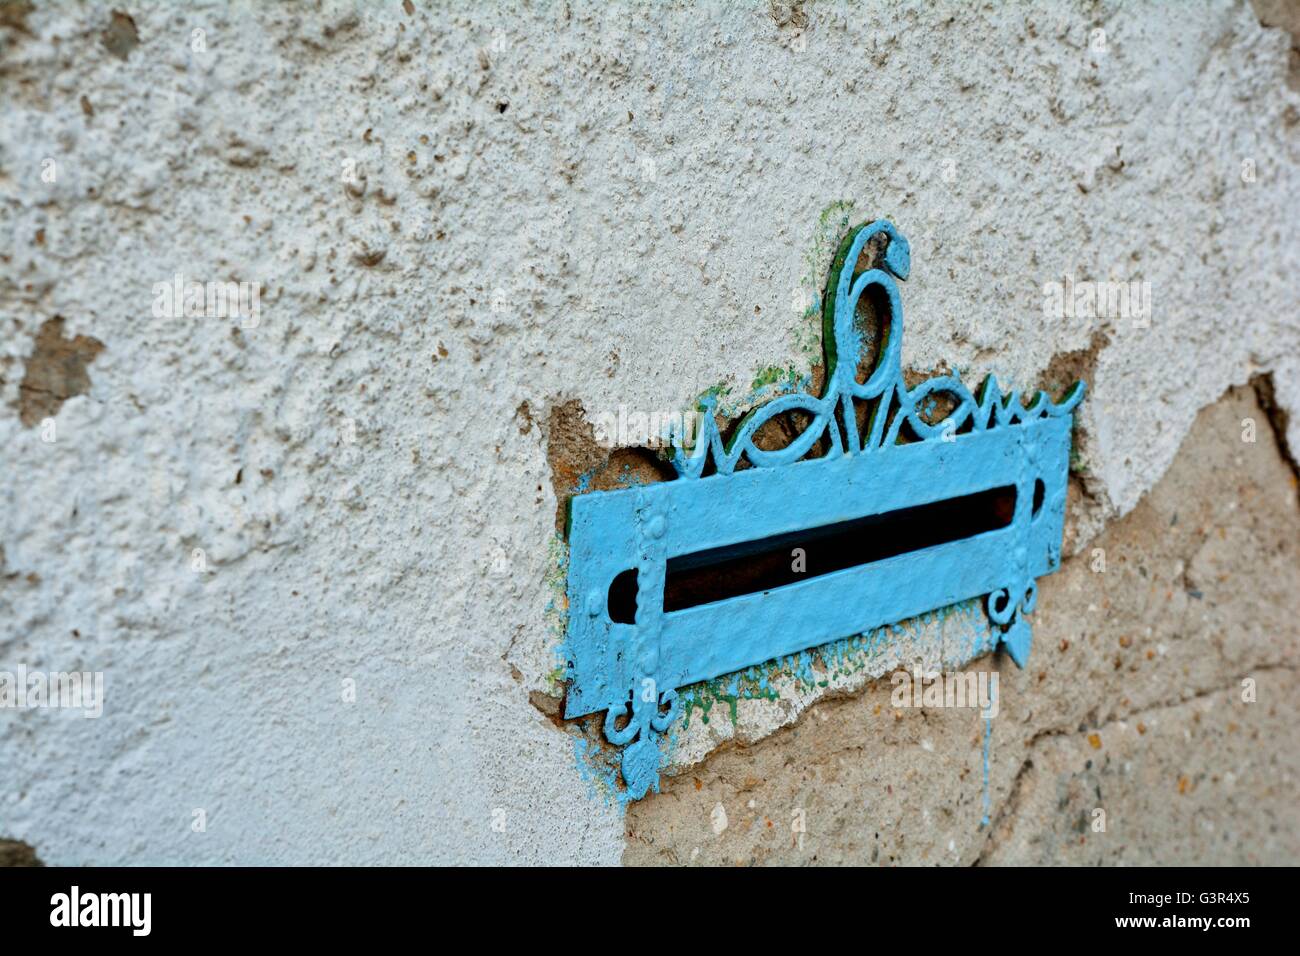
989, 580, 1038, 668
563, 219, 1085, 800
604, 688, 680, 801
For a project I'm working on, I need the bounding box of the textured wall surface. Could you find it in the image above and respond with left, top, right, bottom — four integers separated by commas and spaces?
1, 1, 1297, 865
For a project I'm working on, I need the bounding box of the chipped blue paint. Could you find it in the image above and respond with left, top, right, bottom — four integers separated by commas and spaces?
563, 220, 1085, 799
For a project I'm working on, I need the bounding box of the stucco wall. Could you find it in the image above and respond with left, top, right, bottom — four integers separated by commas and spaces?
1, 0, 1297, 865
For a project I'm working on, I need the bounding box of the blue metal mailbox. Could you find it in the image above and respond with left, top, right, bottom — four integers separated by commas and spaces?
563, 220, 1085, 798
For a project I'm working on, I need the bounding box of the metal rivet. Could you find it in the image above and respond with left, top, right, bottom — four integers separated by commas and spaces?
647, 515, 666, 539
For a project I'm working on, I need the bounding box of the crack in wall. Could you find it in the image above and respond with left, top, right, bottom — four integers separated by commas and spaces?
1250, 371, 1299, 481
973, 662, 1299, 865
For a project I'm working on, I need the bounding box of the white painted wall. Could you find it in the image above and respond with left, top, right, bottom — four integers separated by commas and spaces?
1, 0, 1296, 864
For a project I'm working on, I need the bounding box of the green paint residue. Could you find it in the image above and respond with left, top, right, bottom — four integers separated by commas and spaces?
750, 363, 800, 391
682, 205, 859, 430
1069, 419, 1089, 475
678, 668, 779, 729
696, 381, 732, 404
674, 599, 995, 733
543, 534, 570, 692
786, 200, 858, 368
808, 200, 858, 280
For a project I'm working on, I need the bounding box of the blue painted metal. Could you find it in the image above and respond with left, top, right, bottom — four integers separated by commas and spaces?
563, 220, 1085, 799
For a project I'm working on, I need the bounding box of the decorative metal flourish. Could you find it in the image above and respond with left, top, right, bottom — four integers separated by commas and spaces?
670, 220, 1083, 478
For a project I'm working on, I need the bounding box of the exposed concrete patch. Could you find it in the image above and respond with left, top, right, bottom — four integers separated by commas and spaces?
1037, 328, 1109, 411
15, 317, 104, 427
978, 669, 1300, 865
100, 10, 139, 60
1251, 0, 1300, 89
0, 0, 33, 35
0, 837, 43, 866
624, 383, 1300, 864
767, 0, 810, 33
543, 398, 674, 534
